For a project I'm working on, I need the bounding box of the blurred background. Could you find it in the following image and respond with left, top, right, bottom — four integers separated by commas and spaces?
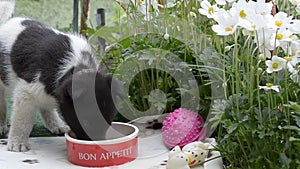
14, 0, 117, 31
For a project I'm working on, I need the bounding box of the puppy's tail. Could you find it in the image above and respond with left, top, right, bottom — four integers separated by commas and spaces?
0, 0, 15, 25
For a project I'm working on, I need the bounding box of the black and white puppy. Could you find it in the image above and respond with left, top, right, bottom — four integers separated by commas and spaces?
0, 1, 121, 152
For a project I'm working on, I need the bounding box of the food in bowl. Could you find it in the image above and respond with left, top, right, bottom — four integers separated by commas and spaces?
65, 122, 139, 167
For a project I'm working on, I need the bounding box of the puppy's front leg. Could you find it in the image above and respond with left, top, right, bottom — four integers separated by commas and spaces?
0, 84, 7, 136
7, 87, 37, 152
39, 109, 69, 135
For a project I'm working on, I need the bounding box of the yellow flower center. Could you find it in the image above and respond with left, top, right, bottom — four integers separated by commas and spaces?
251, 24, 256, 30
284, 56, 292, 62
208, 7, 214, 14
276, 34, 283, 40
292, 50, 296, 56
240, 10, 247, 18
275, 20, 283, 27
266, 83, 273, 87
137, 0, 143, 5
225, 25, 234, 32
272, 62, 279, 69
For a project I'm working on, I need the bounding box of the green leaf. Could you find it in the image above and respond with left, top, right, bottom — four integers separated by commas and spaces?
282, 125, 300, 132
289, 137, 300, 142
227, 123, 238, 134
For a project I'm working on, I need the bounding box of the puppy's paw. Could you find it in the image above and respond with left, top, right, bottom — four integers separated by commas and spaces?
49, 125, 70, 135
7, 141, 30, 152
0, 124, 8, 136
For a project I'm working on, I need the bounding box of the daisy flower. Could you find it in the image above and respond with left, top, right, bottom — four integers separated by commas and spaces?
287, 19, 300, 34
198, 0, 219, 19
252, 0, 273, 16
266, 55, 286, 73
259, 83, 280, 92
289, 0, 300, 6
268, 12, 293, 29
270, 28, 293, 51
212, 9, 239, 36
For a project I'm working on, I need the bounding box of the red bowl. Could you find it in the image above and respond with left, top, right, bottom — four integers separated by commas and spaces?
65, 122, 139, 167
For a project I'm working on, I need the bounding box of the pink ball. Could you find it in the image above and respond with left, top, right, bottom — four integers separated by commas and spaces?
162, 108, 206, 149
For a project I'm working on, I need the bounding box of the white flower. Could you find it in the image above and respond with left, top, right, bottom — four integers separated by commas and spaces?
239, 13, 269, 31
268, 12, 293, 29
130, 0, 160, 20
215, 0, 236, 6
289, 0, 300, 6
259, 83, 280, 92
256, 27, 275, 51
287, 19, 300, 34
296, 5, 300, 14
215, 0, 226, 5
212, 9, 239, 35
231, 0, 255, 20
198, 0, 219, 19
252, 0, 273, 16
265, 55, 286, 73
270, 28, 293, 51
284, 56, 297, 73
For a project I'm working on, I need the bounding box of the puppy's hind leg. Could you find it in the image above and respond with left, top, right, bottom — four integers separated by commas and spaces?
7, 85, 37, 152
0, 82, 7, 136
39, 109, 69, 135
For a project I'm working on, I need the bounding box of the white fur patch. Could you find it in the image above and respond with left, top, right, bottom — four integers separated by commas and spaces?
0, 0, 14, 24
13, 78, 57, 110
57, 34, 97, 80
0, 17, 26, 53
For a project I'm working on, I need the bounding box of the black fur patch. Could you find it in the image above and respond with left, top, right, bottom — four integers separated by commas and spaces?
10, 19, 71, 94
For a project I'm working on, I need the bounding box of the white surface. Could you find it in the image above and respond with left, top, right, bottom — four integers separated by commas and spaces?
0, 120, 222, 169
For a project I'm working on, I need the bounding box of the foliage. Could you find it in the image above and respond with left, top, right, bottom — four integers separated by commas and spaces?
87, 0, 300, 168
86, 0, 212, 120
199, 0, 300, 168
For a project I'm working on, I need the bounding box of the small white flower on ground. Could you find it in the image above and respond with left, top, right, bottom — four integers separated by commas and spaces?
266, 55, 286, 73
198, 0, 219, 19
259, 83, 280, 92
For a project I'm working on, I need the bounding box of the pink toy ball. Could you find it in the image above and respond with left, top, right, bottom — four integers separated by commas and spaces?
162, 108, 206, 149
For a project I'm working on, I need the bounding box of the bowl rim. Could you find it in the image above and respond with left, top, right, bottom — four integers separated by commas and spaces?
65, 122, 139, 145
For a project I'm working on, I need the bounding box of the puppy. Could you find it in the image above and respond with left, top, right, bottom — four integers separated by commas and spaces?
0, 1, 121, 152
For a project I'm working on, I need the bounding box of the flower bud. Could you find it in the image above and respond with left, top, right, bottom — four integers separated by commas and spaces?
164, 33, 170, 40
224, 45, 232, 52
258, 53, 266, 61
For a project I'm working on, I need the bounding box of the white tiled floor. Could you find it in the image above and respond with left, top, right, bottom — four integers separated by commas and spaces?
0, 118, 222, 169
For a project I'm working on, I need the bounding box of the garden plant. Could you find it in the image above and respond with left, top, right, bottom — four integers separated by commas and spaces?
86, 0, 300, 168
